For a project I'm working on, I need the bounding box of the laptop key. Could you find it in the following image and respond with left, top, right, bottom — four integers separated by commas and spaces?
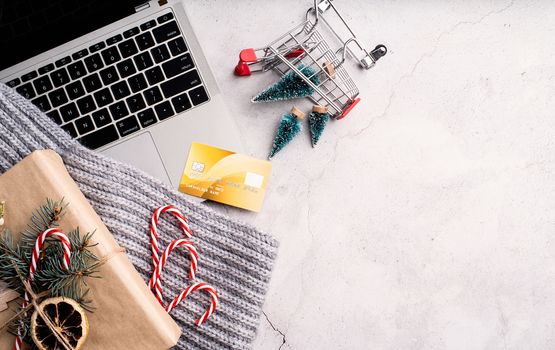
90, 41, 106, 53
137, 108, 157, 128
140, 20, 157, 31
116, 59, 136, 79
111, 81, 131, 100
72, 48, 89, 60
84, 53, 104, 73
126, 94, 146, 113
21, 71, 38, 82
92, 108, 112, 127
162, 53, 194, 78
33, 76, 53, 94
168, 37, 187, 56
6, 78, 20, 88
94, 88, 114, 107
150, 44, 170, 63
48, 88, 68, 107
55, 56, 71, 68
67, 61, 87, 80
82, 74, 102, 93
16, 83, 36, 99
160, 69, 201, 98
76, 95, 96, 114
38, 63, 55, 75
189, 86, 209, 106
99, 66, 119, 85
46, 110, 62, 125
101, 47, 121, 66
154, 101, 174, 120
145, 67, 164, 86
157, 12, 174, 24
32, 95, 52, 112
50, 68, 70, 87
143, 86, 163, 105
106, 34, 123, 46
135, 32, 155, 51
75, 115, 95, 135
62, 123, 78, 138
123, 27, 140, 38
66, 81, 85, 100
78, 125, 119, 149
116, 116, 140, 137
60, 102, 79, 122
171, 92, 191, 113
153, 21, 180, 43
118, 39, 138, 58
128, 73, 147, 93
109, 101, 129, 120
134, 52, 153, 70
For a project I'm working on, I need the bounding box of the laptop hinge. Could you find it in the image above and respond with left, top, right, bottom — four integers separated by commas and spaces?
134, 2, 151, 12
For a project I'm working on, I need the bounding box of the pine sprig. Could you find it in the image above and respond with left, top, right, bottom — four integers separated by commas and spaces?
0, 198, 100, 344
19, 198, 66, 252
0, 229, 28, 293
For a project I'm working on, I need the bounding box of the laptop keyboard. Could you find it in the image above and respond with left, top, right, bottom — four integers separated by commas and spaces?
5, 11, 210, 150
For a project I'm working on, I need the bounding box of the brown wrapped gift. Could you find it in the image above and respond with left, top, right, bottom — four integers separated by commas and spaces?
0, 150, 181, 349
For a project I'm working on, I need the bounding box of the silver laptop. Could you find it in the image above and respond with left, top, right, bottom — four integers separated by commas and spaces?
0, 0, 243, 188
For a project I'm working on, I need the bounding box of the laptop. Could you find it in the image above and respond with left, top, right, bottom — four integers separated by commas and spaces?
0, 0, 243, 189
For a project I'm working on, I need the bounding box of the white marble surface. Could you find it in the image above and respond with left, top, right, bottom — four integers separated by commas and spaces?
185, 1, 555, 349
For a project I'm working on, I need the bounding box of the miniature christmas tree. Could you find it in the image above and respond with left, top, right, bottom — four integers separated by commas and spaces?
268, 107, 305, 159
252, 64, 320, 103
0, 199, 99, 346
308, 105, 330, 147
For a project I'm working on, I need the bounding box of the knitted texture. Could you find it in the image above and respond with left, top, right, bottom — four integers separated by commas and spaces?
0, 83, 279, 350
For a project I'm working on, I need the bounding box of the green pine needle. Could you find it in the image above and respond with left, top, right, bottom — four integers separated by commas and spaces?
308, 111, 330, 147
268, 112, 302, 159
252, 64, 321, 103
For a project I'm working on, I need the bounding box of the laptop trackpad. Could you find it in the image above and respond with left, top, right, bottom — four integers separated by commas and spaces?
101, 132, 172, 186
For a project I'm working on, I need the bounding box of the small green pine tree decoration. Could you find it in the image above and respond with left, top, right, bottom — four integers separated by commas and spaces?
269, 107, 305, 159
0, 199, 99, 346
308, 105, 330, 147
252, 64, 321, 103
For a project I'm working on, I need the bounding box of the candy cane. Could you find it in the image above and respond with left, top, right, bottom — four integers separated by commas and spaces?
150, 205, 194, 302
14, 228, 72, 350
165, 282, 219, 326
148, 239, 198, 304
150, 205, 193, 264
148, 206, 218, 326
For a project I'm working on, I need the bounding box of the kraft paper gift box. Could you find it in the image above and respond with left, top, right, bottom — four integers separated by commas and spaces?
0, 150, 181, 349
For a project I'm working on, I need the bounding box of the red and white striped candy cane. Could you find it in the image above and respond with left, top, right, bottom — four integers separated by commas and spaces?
148, 206, 218, 326
148, 238, 198, 305
150, 205, 194, 302
165, 282, 219, 326
14, 228, 72, 350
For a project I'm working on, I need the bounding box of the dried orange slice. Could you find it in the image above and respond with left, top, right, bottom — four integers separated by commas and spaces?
30, 297, 89, 350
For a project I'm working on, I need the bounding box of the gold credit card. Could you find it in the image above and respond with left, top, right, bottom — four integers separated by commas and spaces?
179, 142, 272, 212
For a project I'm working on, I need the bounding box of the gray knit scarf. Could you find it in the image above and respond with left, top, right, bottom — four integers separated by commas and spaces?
0, 83, 278, 349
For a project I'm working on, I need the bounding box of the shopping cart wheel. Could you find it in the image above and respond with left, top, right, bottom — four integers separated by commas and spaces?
234, 62, 251, 76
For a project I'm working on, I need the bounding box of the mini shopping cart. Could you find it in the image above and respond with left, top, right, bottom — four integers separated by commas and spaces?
234, 0, 387, 119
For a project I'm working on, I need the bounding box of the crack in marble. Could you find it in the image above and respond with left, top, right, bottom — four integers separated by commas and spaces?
262, 311, 287, 350
495, 295, 509, 350
346, 0, 516, 140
